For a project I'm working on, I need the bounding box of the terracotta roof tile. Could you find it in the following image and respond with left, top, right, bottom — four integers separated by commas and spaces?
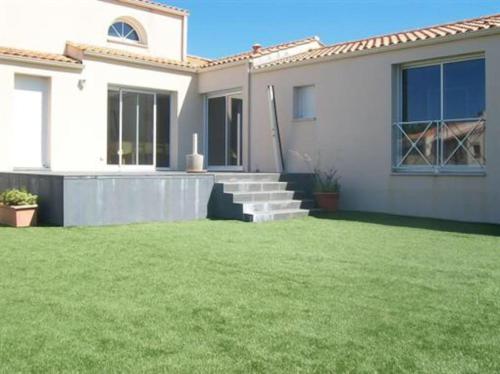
66, 42, 198, 71
438, 26, 457, 35
429, 28, 447, 37
187, 55, 212, 66
421, 29, 436, 38
257, 13, 500, 70
116, 0, 188, 16
202, 36, 322, 68
0, 46, 81, 66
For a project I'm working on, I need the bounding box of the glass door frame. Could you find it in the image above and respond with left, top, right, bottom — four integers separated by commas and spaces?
109, 86, 171, 171
204, 90, 244, 171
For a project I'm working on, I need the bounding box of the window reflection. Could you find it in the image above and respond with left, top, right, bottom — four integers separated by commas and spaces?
396, 58, 486, 171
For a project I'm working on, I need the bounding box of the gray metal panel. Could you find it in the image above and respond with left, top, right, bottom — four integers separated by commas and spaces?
63, 174, 215, 226
280, 173, 315, 198
0, 173, 64, 225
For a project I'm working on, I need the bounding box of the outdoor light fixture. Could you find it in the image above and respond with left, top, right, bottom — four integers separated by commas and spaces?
78, 79, 87, 90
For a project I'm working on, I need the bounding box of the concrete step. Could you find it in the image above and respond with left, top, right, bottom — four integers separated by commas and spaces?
243, 209, 310, 223
214, 173, 281, 183
231, 190, 304, 203
241, 199, 314, 213
210, 173, 312, 223
222, 181, 291, 193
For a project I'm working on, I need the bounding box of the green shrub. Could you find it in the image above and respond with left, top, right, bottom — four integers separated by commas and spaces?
0, 188, 38, 206
313, 168, 341, 193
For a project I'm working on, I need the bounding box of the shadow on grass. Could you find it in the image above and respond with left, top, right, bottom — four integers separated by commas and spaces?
312, 210, 500, 237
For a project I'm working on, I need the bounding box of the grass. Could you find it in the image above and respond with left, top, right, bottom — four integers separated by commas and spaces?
0, 212, 499, 373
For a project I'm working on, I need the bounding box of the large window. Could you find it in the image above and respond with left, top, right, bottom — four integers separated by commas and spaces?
394, 57, 485, 172
107, 89, 170, 168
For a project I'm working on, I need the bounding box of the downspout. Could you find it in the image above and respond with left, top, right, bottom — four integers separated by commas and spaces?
247, 60, 253, 172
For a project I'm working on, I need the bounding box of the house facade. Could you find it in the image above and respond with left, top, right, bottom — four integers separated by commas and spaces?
0, 0, 197, 172
250, 28, 500, 225
0, 0, 499, 224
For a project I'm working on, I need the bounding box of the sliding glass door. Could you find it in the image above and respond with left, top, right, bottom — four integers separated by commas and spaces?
207, 93, 243, 168
107, 88, 170, 168
121, 91, 154, 165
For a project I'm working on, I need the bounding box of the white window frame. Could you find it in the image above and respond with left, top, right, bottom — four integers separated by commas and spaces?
203, 89, 244, 171
393, 54, 486, 175
293, 85, 316, 121
107, 86, 171, 171
107, 19, 147, 48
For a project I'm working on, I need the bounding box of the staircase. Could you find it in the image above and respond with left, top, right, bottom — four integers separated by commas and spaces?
209, 173, 314, 222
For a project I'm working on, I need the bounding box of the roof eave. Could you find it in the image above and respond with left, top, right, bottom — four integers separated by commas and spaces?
0, 55, 83, 70
199, 36, 322, 71
197, 60, 249, 72
253, 26, 500, 73
115, 0, 189, 17
81, 50, 197, 73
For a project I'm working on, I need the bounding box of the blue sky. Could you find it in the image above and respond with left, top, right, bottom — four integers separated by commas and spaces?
163, 0, 500, 59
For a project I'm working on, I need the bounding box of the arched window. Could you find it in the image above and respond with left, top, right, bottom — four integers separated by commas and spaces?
108, 21, 140, 42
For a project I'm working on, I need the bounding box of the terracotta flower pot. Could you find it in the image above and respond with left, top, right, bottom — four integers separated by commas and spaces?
314, 192, 339, 212
0, 204, 38, 227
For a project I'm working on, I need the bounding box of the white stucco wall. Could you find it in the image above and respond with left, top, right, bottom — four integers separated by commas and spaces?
0, 59, 200, 171
0, 0, 186, 61
250, 33, 500, 224
0, 62, 81, 171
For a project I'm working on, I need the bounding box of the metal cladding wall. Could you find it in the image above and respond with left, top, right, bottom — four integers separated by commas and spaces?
0, 173, 214, 226
0, 173, 64, 225
63, 174, 214, 226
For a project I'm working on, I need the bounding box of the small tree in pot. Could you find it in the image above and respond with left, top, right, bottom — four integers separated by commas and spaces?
0, 188, 38, 227
313, 168, 340, 212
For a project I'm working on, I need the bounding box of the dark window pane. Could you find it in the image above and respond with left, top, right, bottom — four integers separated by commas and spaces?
123, 23, 140, 41
127, 30, 139, 41
402, 65, 440, 122
229, 97, 242, 166
123, 23, 133, 36
397, 122, 438, 166
156, 94, 171, 168
107, 90, 120, 165
444, 59, 485, 120
442, 120, 485, 166
208, 97, 226, 166
108, 25, 120, 37
138, 93, 154, 165
122, 92, 138, 165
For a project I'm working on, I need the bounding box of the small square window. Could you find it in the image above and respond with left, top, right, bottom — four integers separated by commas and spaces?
293, 85, 315, 120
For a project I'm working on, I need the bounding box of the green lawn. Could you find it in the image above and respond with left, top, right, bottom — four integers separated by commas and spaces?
1, 213, 499, 373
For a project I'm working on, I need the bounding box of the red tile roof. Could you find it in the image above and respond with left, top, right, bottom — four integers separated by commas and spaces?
0, 46, 81, 67
187, 55, 212, 67
256, 13, 500, 69
202, 36, 322, 68
116, 0, 188, 16
66, 42, 198, 71
3, 14, 499, 73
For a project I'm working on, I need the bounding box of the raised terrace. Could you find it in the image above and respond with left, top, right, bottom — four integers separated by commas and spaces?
0, 172, 314, 226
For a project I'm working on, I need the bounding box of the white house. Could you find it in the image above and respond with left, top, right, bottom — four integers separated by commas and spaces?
0, 0, 499, 225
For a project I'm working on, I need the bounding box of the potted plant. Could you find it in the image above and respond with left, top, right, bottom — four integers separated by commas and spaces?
0, 188, 38, 227
313, 168, 341, 212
